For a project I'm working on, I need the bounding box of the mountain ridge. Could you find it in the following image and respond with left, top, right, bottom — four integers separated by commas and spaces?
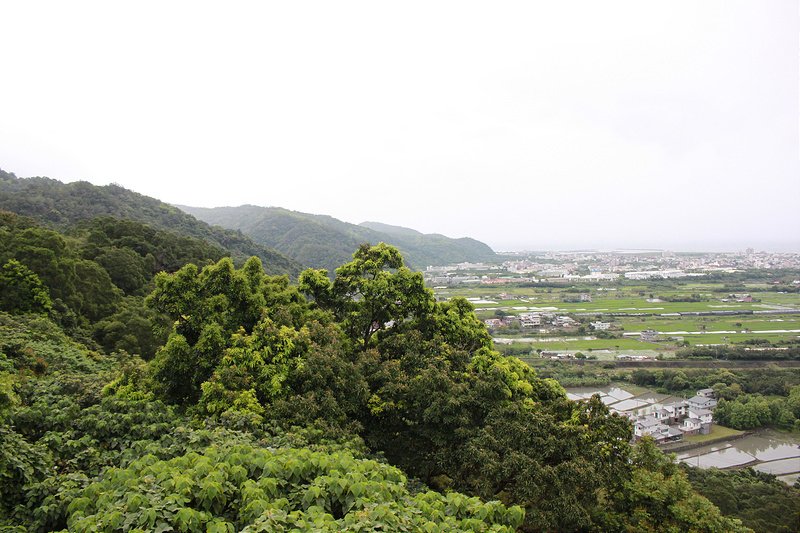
178, 204, 496, 272
0, 170, 302, 276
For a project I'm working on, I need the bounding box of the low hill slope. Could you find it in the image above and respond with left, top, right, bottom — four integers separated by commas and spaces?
359, 220, 497, 267
0, 169, 301, 276
179, 204, 496, 272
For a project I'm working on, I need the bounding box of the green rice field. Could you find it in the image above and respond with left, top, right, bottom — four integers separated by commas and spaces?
436, 279, 800, 355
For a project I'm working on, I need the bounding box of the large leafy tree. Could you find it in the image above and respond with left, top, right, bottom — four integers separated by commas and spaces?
147, 256, 311, 407
300, 245, 639, 531
119, 244, 752, 532
299, 242, 434, 348
0, 259, 52, 314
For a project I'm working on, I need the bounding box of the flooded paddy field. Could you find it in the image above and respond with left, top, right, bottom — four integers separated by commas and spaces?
677, 430, 800, 480
565, 384, 679, 414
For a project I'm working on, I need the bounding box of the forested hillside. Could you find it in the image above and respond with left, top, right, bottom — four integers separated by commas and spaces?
0, 170, 301, 277
0, 223, 753, 531
179, 204, 496, 272
0, 210, 238, 358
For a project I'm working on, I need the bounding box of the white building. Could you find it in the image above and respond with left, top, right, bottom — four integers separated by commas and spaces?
680, 417, 702, 435
688, 407, 713, 434
687, 395, 717, 410
640, 329, 658, 342
554, 316, 576, 327
519, 313, 542, 328
663, 400, 689, 422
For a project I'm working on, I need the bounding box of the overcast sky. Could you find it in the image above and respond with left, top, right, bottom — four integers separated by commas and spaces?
1, 1, 798, 252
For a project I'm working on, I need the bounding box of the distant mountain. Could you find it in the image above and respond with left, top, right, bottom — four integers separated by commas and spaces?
359, 221, 423, 238
0, 169, 302, 276
178, 204, 496, 272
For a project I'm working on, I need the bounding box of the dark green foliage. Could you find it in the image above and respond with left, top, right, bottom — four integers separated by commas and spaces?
0, 210, 123, 325
623, 366, 800, 396
712, 389, 800, 430
684, 466, 800, 533
300, 242, 436, 347
0, 209, 234, 357
0, 424, 50, 521
0, 170, 301, 276
531, 360, 615, 387
74, 216, 230, 290
179, 204, 497, 272
92, 297, 170, 359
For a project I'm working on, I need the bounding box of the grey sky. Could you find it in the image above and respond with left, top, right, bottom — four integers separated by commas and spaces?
1, 1, 798, 252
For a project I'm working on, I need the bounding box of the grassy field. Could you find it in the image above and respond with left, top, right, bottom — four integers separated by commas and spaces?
438, 279, 800, 355
614, 316, 800, 333
684, 425, 744, 444
496, 337, 667, 353
494, 331, 798, 353
467, 295, 798, 316
680, 332, 800, 345
441, 283, 800, 314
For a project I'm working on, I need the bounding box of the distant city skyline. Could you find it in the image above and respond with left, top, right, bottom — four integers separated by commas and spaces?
1, 1, 798, 254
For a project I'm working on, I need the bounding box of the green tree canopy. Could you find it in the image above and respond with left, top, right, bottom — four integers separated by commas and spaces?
0, 259, 52, 314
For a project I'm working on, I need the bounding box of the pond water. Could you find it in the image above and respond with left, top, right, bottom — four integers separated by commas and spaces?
565, 385, 634, 402
632, 393, 672, 405
565, 385, 673, 414
677, 430, 800, 477
611, 398, 649, 411
678, 445, 757, 469
753, 457, 800, 476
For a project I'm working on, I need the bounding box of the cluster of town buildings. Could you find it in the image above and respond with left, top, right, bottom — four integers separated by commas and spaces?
425, 250, 800, 286
484, 307, 618, 334
624, 389, 718, 444
484, 312, 586, 331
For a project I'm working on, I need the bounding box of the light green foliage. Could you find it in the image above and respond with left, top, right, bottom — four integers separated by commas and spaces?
65, 443, 524, 532
0, 371, 18, 420
432, 297, 493, 353
0, 259, 52, 314
194, 318, 310, 426
148, 257, 311, 406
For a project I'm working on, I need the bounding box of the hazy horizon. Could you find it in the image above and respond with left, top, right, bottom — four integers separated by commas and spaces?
5, 168, 798, 254
1, 1, 798, 255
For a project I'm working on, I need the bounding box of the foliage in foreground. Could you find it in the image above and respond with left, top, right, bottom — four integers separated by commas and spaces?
0, 243, 758, 532
66, 444, 523, 532
684, 466, 800, 533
